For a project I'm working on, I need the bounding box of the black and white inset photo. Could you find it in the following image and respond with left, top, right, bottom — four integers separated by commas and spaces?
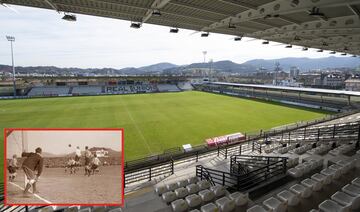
5, 129, 123, 205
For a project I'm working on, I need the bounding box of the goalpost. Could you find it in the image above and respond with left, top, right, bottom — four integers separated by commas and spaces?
6, 130, 29, 186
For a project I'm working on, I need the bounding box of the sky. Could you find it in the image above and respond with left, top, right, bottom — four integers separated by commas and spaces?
0, 4, 344, 69
7, 130, 122, 157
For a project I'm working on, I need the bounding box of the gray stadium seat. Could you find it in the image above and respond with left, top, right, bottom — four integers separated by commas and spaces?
186, 184, 200, 194
229, 192, 249, 206
246, 205, 268, 212
155, 185, 168, 195
188, 176, 199, 184
331, 191, 360, 210
175, 187, 188, 199
200, 203, 218, 212
171, 199, 189, 212
311, 173, 331, 185
263, 197, 286, 212
185, 194, 202, 208
342, 184, 360, 196
162, 191, 177, 204
210, 185, 226, 198
167, 183, 179, 191
318, 199, 350, 212
177, 179, 189, 188
301, 178, 322, 191
199, 189, 215, 203
277, 189, 300, 206
290, 184, 312, 198
215, 196, 235, 212
320, 168, 336, 181
198, 180, 211, 190
352, 178, 360, 187
287, 168, 302, 178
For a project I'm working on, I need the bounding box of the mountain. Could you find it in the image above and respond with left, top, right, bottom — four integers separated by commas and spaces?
243, 56, 360, 71
1, 57, 359, 76
162, 60, 256, 74
138, 62, 178, 73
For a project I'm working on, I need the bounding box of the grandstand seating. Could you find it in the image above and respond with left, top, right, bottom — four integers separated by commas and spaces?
72, 86, 102, 95
157, 84, 180, 92
27, 86, 70, 96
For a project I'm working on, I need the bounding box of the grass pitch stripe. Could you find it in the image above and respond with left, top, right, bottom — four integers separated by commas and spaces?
119, 97, 153, 154
9, 182, 53, 205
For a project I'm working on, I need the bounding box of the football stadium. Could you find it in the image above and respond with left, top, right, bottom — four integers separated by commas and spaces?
1, 0, 360, 212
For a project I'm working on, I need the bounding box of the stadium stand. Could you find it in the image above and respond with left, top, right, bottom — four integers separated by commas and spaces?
177, 82, 193, 91
27, 86, 70, 97
71, 86, 103, 95
157, 84, 181, 92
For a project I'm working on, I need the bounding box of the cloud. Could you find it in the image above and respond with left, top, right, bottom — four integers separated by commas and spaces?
0, 5, 342, 69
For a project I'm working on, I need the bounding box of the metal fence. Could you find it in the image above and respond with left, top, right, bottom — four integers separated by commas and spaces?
196, 155, 288, 192
124, 111, 360, 187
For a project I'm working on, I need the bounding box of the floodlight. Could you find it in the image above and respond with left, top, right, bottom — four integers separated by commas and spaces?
152, 10, 161, 16
170, 28, 179, 33
309, 7, 325, 18
262, 40, 269, 44
62, 14, 76, 21
130, 22, 141, 29
201, 32, 209, 37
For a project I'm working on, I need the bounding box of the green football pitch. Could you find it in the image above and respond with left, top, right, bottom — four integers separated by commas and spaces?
0, 91, 331, 182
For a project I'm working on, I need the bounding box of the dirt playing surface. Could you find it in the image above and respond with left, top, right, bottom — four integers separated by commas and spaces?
6, 166, 122, 205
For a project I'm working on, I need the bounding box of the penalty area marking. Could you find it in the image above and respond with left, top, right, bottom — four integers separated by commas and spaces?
9, 182, 53, 205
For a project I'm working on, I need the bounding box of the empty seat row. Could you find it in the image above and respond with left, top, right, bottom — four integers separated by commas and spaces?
162, 180, 212, 204
155, 176, 199, 195
317, 177, 360, 211
287, 158, 323, 178
286, 157, 299, 168
291, 144, 312, 155
329, 143, 356, 156
307, 144, 331, 155
276, 144, 297, 154
253, 159, 358, 212
171, 186, 249, 212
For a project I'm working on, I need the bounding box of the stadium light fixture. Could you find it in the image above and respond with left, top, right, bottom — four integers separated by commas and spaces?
329, 51, 336, 54
152, 10, 161, 16
234, 36, 242, 41
317, 49, 323, 52
201, 32, 209, 37
309, 7, 325, 18
62, 13, 76, 21
262, 40, 269, 45
228, 23, 236, 29
130, 22, 141, 29
6, 35, 16, 97
170, 28, 179, 33
341, 53, 347, 56
294, 36, 301, 41
285, 44, 292, 48
302, 47, 308, 51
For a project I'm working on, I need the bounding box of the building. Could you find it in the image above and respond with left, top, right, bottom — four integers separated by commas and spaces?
322, 73, 344, 87
345, 78, 360, 91
289, 66, 300, 79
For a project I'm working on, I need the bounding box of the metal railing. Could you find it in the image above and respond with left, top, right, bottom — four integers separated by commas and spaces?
124, 117, 360, 188
196, 155, 288, 192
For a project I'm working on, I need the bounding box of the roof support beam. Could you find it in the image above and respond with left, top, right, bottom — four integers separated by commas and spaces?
168, 1, 228, 17
217, 0, 257, 10
251, 15, 360, 38
142, 0, 171, 23
44, 0, 59, 13
202, 0, 359, 31
348, 4, 360, 17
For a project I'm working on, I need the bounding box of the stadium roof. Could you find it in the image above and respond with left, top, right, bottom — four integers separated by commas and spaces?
210, 81, 360, 97
2, 0, 360, 55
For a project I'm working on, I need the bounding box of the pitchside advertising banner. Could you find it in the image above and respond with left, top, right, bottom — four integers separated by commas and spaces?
4, 128, 124, 207
205, 132, 246, 147
106, 84, 157, 93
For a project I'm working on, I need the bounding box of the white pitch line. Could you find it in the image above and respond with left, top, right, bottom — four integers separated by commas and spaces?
119, 98, 153, 154
9, 182, 53, 205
